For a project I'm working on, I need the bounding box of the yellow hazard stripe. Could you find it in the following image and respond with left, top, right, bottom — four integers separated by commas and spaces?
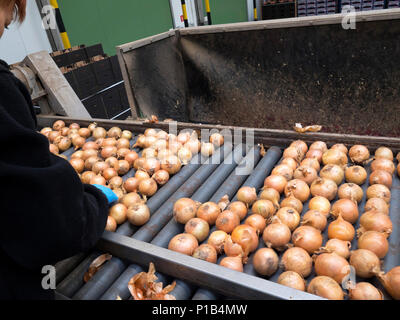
182, 4, 188, 20
254, 8, 258, 20
205, 0, 211, 13
60, 32, 71, 49
50, 0, 59, 9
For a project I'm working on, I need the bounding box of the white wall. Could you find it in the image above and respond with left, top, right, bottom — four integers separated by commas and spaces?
0, 0, 52, 65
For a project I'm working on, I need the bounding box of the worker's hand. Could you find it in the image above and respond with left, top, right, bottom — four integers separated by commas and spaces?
92, 184, 118, 205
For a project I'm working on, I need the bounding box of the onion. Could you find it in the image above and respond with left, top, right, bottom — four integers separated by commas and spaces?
293, 166, 318, 185
56, 137, 72, 152
144, 128, 157, 137
196, 202, 221, 225
219, 257, 243, 272
82, 148, 99, 160
142, 148, 158, 159
192, 244, 217, 263
177, 147, 192, 165
282, 158, 298, 171
109, 203, 128, 224
251, 200, 276, 219
121, 192, 142, 208
364, 198, 389, 215
377, 266, 400, 300
292, 226, 323, 254
92, 161, 110, 175
207, 231, 228, 254
69, 158, 85, 174
103, 168, 118, 181
301, 210, 327, 231
331, 199, 359, 224
237, 187, 257, 206
168, 233, 198, 256
245, 214, 266, 235
320, 164, 344, 185
135, 170, 150, 182
134, 158, 146, 171
331, 144, 348, 155
359, 211, 392, 236
125, 151, 139, 167
367, 184, 391, 204
105, 216, 117, 232
177, 131, 191, 145
53, 120, 65, 131
349, 145, 370, 164
201, 143, 215, 157
307, 276, 344, 300
113, 188, 124, 201
108, 176, 123, 190
283, 147, 304, 163
49, 144, 59, 155
284, 179, 310, 203
322, 149, 348, 166
71, 150, 84, 160
93, 127, 107, 140
107, 127, 122, 139
290, 140, 308, 155
88, 122, 97, 132
328, 214, 355, 241
300, 158, 321, 172
127, 203, 150, 226
104, 157, 119, 171
216, 210, 240, 234
281, 247, 313, 278
277, 271, 306, 291
322, 239, 351, 259
168, 140, 183, 154
314, 253, 350, 284
151, 139, 168, 152
156, 130, 168, 141
123, 178, 140, 193
310, 141, 328, 153
280, 196, 303, 215
274, 207, 300, 231
161, 155, 182, 175
253, 248, 279, 277
260, 188, 280, 209
309, 196, 331, 217
141, 158, 160, 176
116, 138, 130, 150
371, 158, 395, 175
358, 231, 389, 259
134, 135, 146, 148
263, 222, 291, 251
69, 123, 80, 130
210, 133, 224, 147
157, 149, 174, 161
81, 171, 96, 184
369, 170, 392, 188
306, 149, 323, 164
310, 178, 337, 201
152, 170, 170, 186
264, 175, 287, 194
345, 166, 367, 185
139, 178, 158, 197
349, 249, 381, 278
101, 146, 117, 159
67, 129, 79, 140
349, 282, 383, 300
41, 127, 52, 137
338, 183, 363, 203
232, 224, 258, 256
374, 146, 393, 161
144, 136, 157, 149
224, 235, 245, 259
121, 130, 132, 140
90, 174, 106, 186
71, 136, 85, 150
272, 164, 294, 181
185, 218, 210, 242
173, 198, 199, 224
118, 160, 130, 175
228, 201, 248, 221
184, 140, 201, 155
78, 128, 91, 139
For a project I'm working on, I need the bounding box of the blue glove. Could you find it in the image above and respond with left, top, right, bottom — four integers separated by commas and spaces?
93, 184, 118, 205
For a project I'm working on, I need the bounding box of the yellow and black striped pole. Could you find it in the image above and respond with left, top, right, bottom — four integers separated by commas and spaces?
50, 0, 71, 49
205, 0, 212, 25
181, 0, 189, 27
253, 0, 258, 21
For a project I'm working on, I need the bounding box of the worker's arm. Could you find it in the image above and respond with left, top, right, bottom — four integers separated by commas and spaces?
0, 65, 109, 271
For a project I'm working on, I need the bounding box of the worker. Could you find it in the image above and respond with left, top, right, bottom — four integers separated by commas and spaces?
0, 0, 116, 299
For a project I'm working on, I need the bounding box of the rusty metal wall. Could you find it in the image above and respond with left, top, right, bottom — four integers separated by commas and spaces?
119, 12, 400, 137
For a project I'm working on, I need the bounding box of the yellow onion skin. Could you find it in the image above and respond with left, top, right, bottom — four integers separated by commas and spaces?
301, 210, 327, 231
277, 271, 306, 292
168, 233, 198, 256
328, 215, 355, 242
219, 257, 243, 272
321, 239, 351, 259
284, 179, 310, 203
364, 198, 389, 215
192, 244, 217, 263
358, 231, 389, 259
331, 199, 359, 224
320, 164, 344, 185
310, 178, 338, 201
338, 183, 364, 203
307, 276, 344, 300
358, 211, 393, 236
314, 253, 351, 284
308, 196, 331, 217
322, 149, 348, 167
345, 166, 368, 185
349, 145, 370, 164
280, 247, 313, 278
349, 282, 383, 300
292, 226, 323, 254
366, 184, 391, 204
253, 248, 279, 277
262, 223, 291, 252
374, 147, 393, 161
349, 249, 381, 278
378, 266, 400, 300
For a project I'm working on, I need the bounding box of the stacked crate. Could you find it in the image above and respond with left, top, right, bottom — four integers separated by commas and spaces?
297, 0, 337, 16
388, 0, 400, 8
340, 0, 386, 11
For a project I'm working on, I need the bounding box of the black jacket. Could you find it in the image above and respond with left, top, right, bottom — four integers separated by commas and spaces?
0, 60, 109, 299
